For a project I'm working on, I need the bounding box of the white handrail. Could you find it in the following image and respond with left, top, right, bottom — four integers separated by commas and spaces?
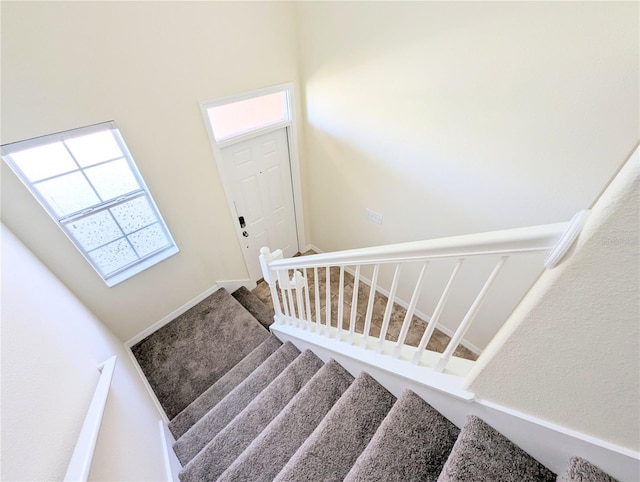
260, 217, 586, 376
64, 356, 117, 482
269, 222, 569, 269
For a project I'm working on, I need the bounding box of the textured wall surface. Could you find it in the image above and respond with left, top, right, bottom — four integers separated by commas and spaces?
293, 1, 639, 347
1, 1, 300, 341
1, 225, 167, 481
467, 149, 640, 451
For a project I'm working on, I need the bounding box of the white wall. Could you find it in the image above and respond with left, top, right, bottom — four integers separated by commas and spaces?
1, 1, 300, 341
294, 1, 639, 348
467, 149, 640, 451
1, 224, 167, 481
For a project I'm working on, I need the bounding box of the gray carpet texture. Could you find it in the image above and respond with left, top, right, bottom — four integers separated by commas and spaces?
169, 334, 282, 438
218, 359, 355, 482
173, 341, 300, 465
131, 285, 610, 481
273, 371, 397, 482
232, 286, 275, 329
556, 456, 618, 482
131, 288, 269, 418
437, 415, 556, 482
344, 389, 460, 482
179, 350, 324, 482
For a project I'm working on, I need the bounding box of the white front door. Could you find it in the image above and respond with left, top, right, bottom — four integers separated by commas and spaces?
221, 128, 299, 281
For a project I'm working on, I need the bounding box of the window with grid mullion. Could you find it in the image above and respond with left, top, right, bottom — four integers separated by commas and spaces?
1, 121, 179, 286
62, 192, 171, 277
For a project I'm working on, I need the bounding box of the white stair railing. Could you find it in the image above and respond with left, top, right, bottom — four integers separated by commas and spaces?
260, 212, 588, 376
64, 356, 117, 482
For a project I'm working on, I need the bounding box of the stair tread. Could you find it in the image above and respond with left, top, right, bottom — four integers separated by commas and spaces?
232, 286, 275, 329
131, 287, 269, 419
168, 334, 282, 438
437, 415, 556, 482
344, 389, 460, 482
173, 341, 300, 465
218, 359, 355, 482
557, 456, 618, 482
179, 350, 324, 482
273, 371, 396, 482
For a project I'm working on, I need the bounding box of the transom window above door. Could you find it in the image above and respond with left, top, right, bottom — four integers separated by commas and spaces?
1, 121, 179, 286
205, 90, 291, 142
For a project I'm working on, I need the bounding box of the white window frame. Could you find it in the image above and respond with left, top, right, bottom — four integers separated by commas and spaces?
1, 121, 179, 287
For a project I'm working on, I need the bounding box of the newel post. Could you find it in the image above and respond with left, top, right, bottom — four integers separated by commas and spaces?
259, 247, 284, 324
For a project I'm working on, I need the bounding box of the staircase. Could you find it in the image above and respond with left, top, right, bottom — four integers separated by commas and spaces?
131, 287, 618, 482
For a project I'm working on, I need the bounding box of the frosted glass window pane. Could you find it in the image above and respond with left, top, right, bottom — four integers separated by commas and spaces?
84, 158, 140, 201
9, 142, 77, 182
110, 196, 156, 233
36, 172, 100, 216
65, 130, 123, 167
1, 121, 178, 286
88, 238, 138, 276
208, 91, 288, 141
66, 211, 123, 251
127, 223, 170, 257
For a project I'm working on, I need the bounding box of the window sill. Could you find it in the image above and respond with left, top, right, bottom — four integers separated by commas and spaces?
103, 245, 180, 287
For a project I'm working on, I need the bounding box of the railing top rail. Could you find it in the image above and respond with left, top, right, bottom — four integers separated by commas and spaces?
269, 222, 569, 270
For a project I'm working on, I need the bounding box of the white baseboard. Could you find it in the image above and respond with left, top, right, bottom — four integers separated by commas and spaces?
301, 244, 481, 355
122, 279, 254, 425
304, 243, 323, 254
125, 283, 221, 348
125, 279, 255, 348
125, 344, 169, 423
217, 278, 256, 292
159, 420, 181, 482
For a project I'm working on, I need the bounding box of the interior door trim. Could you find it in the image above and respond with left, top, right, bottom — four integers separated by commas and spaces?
199, 82, 306, 282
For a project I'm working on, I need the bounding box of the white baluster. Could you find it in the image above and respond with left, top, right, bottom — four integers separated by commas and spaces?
377, 264, 402, 353
434, 256, 508, 373
348, 265, 361, 344
292, 270, 306, 329
277, 269, 291, 324
286, 270, 297, 327
361, 264, 380, 348
303, 268, 312, 331
325, 266, 332, 336
412, 259, 463, 364
314, 267, 321, 334
259, 247, 284, 324
393, 262, 429, 358
337, 266, 345, 340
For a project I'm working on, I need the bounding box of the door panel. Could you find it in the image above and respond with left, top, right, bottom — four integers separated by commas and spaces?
221, 128, 298, 281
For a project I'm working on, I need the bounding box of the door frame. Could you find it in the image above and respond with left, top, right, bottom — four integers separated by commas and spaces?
200, 82, 306, 283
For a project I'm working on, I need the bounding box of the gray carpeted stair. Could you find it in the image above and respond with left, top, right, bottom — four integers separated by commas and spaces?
344, 389, 460, 482
437, 415, 556, 482
218, 359, 355, 482
273, 371, 397, 482
173, 341, 300, 465
179, 350, 324, 482
557, 457, 618, 482
232, 286, 275, 329
169, 334, 282, 438
132, 285, 615, 482
131, 287, 269, 418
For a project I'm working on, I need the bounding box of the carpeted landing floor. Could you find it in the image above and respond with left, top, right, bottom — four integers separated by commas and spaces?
130, 286, 617, 482
131, 287, 269, 419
